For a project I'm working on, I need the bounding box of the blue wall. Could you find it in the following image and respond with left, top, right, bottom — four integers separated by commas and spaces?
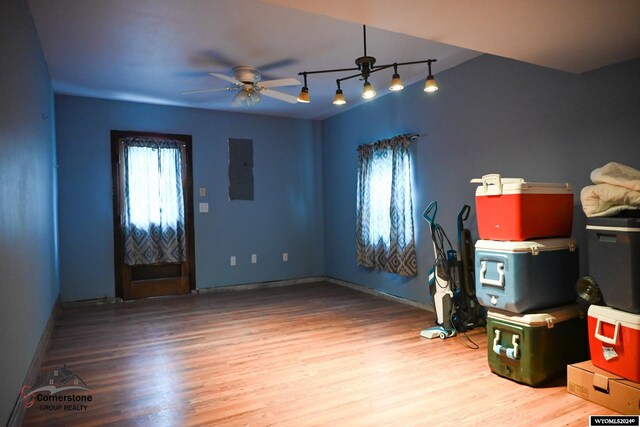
55, 96, 324, 301
322, 55, 640, 304
0, 0, 59, 423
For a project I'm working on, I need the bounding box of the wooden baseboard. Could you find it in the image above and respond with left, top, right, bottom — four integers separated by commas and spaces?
7, 295, 61, 427
325, 277, 434, 312
196, 276, 433, 312
195, 276, 326, 293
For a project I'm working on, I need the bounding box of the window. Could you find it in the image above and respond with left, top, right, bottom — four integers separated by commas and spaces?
122, 137, 186, 266
356, 134, 417, 276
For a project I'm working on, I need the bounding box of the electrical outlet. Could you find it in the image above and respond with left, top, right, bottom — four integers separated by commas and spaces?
199, 187, 206, 197
283, 252, 288, 262
251, 254, 257, 264
230, 256, 236, 266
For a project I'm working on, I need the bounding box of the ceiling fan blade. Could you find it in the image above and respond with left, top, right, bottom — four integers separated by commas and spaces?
181, 87, 234, 94
209, 72, 242, 85
259, 78, 301, 88
258, 58, 298, 72
261, 88, 299, 104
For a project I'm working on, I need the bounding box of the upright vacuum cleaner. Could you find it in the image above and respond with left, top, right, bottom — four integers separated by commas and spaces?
420, 202, 486, 340
453, 205, 486, 332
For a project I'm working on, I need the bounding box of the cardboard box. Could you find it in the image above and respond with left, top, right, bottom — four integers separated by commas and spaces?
567, 360, 640, 415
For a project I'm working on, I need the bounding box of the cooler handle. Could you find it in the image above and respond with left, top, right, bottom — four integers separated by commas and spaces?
479, 261, 505, 288
492, 330, 520, 360
470, 174, 503, 196
594, 318, 620, 346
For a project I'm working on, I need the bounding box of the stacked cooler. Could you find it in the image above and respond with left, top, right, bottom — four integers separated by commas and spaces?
471, 174, 589, 386
585, 216, 640, 383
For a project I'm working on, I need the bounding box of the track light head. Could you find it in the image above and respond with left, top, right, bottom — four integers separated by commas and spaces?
333, 88, 346, 105
389, 73, 404, 91
362, 80, 376, 99
424, 60, 438, 93
424, 75, 438, 93
297, 86, 310, 103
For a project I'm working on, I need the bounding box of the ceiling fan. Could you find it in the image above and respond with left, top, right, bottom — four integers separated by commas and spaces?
182, 66, 301, 107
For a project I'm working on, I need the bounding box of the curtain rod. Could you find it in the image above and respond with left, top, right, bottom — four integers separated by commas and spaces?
356, 133, 421, 151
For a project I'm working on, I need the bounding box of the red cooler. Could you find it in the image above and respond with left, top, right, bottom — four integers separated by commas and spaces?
588, 305, 640, 382
471, 174, 573, 241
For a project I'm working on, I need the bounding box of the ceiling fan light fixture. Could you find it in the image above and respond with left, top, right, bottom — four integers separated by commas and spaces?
232, 90, 248, 107
362, 80, 376, 99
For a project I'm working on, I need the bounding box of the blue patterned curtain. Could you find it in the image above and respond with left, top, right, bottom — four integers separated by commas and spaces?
123, 137, 186, 265
356, 135, 417, 276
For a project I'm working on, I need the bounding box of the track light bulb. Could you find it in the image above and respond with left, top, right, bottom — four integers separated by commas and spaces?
389, 73, 404, 91
362, 81, 376, 99
297, 86, 310, 103
424, 75, 438, 93
333, 89, 346, 105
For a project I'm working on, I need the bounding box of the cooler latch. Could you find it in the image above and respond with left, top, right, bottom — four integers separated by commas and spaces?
568, 243, 576, 252
530, 245, 540, 256
545, 318, 555, 329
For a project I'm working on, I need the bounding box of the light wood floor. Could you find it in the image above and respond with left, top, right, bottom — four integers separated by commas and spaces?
23, 281, 614, 426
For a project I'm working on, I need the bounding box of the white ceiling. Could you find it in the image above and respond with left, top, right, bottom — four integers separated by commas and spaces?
27, 0, 640, 120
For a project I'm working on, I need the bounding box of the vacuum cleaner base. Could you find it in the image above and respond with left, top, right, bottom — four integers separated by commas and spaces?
420, 326, 456, 340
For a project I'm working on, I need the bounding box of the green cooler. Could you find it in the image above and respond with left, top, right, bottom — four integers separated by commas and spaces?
487, 304, 589, 386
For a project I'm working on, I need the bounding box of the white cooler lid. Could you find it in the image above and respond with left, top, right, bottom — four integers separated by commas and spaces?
475, 238, 577, 253
471, 173, 572, 196
588, 305, 640, 329
488, 304, 582, 328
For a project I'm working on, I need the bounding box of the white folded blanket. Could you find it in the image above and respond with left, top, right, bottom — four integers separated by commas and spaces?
581, 162, 640, 217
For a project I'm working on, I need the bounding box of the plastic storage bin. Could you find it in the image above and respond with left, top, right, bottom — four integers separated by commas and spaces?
588, 305, 640, 382
475, 238, 579, 313
471, 174, 573, 241
587, 216, 640, 313
487, 304, 589, 386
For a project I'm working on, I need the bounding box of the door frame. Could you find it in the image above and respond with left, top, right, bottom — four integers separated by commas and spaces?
110, 130, 196, 299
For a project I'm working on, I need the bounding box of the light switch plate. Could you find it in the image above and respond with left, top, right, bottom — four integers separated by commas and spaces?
251, 254, 257, 264
199, 202, 209, 213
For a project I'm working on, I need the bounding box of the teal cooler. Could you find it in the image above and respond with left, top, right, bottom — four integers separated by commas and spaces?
475, 238, 579, 313
487, 304, 589, 386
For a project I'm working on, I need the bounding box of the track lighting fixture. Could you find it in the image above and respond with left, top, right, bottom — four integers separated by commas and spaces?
297, 25, 438, 105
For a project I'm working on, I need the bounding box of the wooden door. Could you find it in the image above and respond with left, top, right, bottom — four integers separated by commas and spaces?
111, 130, 196, 300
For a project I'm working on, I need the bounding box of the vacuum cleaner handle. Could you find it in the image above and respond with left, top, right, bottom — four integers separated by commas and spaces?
457, 205, 470, 234
423, 201, 438, 225
456, 204, 471, 258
